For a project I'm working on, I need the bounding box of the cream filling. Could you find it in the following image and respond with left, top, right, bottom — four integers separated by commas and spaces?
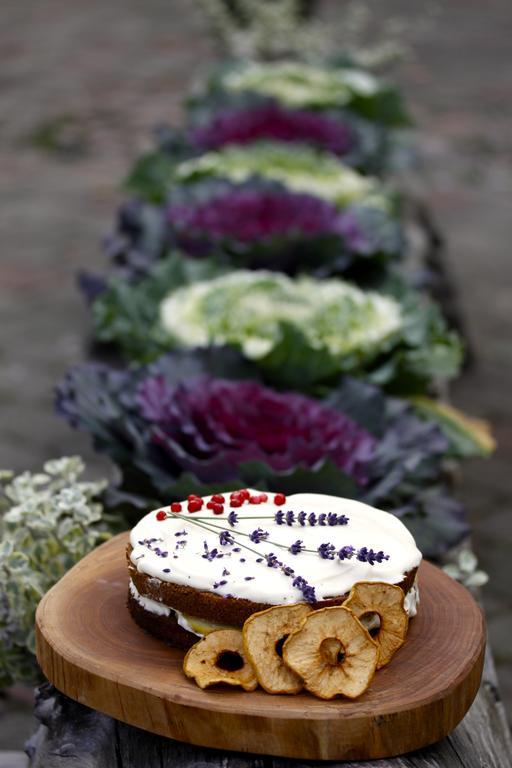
129, 580, 226, 636
129, 578, 420, 639
403, 578, 420, 617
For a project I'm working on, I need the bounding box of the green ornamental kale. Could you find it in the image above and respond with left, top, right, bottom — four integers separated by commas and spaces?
92, 254, 463, 396
0, 457, 112, 686
193, 60, 410, 127
173, 142, 389, 210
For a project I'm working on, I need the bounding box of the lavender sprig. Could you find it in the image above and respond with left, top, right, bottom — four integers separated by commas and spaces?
188, 517, 391, 566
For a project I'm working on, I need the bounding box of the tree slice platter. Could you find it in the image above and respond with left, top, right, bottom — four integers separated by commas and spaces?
35, 533, 485, 761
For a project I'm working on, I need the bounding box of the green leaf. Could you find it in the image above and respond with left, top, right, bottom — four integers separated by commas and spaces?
125, 150, 175, 204
410, 397, 495, 459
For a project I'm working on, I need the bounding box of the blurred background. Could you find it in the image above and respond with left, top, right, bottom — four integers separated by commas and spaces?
1, 0, 511, 752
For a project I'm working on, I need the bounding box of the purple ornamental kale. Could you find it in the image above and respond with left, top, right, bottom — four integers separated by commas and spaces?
167, 186, 360, 246
136, 375, 376, 485
188, 103, 355, 156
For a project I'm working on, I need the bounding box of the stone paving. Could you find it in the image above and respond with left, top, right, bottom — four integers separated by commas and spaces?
0, 0, 511, 753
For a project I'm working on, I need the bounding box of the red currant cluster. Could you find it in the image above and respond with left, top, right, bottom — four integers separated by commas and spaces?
155, 490, 286, 520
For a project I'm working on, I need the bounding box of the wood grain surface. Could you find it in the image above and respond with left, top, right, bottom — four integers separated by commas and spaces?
35, 533, 486, 761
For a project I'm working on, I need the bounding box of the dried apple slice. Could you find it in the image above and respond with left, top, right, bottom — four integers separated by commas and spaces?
243, 603, 313, 694
183, 629, 258, 691
282, 606, 378, 700
343, 581, 408, 668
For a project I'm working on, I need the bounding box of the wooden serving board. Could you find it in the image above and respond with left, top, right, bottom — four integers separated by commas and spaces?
36, 533, 485, 761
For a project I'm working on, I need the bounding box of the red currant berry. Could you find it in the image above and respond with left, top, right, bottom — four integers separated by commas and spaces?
188, 494, 201, 502
249, 495, 261, 505
258, 493, 268, 503
156, 510, 167, 521
188, 499, 202, 513
212, 494, 225, 503
212, 503, 224, 515
238, 489, 250, 502
170, 502, 182, 513
206, 501, 216, 510
230, 498, 242, 508
274, 493, 286, 506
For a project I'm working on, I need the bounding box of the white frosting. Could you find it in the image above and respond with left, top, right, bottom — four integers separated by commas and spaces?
130, 492, 422, 606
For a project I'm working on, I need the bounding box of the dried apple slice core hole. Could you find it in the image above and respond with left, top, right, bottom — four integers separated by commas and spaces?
319, 637, 346, 666
274, 634, 290, 658
215, 650, 245, 672
360, 611, 381, 638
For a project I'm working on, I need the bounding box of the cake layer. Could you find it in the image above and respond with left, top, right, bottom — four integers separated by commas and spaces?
127, 565, 418, 628
127, 590, 197, 650
128, 572, 419, 651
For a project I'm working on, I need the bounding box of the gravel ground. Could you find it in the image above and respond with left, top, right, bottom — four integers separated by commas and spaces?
0, 0, 511, 753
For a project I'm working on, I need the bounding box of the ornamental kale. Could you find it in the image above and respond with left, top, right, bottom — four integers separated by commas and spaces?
172, 142, 389, 210
192, 60, 409, 127
0, 457, 115, 686
188, 102, 357, 156
168, 183, 352, 242
55, 350, 469, 556
135, 374, 376, 485
89, 180, 402, 300
166, 181, 402, 268
90, 255, 462, 394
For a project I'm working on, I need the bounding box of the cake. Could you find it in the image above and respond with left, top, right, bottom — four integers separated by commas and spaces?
127, 490, 422, 650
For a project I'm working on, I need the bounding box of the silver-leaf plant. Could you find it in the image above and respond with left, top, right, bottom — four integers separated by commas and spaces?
198, 0, 418, 67
0, 457, 114, 686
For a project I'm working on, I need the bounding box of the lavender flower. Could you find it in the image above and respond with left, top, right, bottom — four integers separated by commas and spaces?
298, 511, 307, 526
219, 530, 234, 546
265, 552, 281, 569
289, 540, 304, 555
292, 576, 317, 604
227, 511, 239, 527
338, 546, 356, 561
213, 580, 228, 589
202, 541, 219, 561
285, 510, 295, 526
308, 512, 317, 526
318, 543, 336, 560
357, 547, 390, 565
329, 513, 348, 526
249, 527, 269, 543
275, 510, 285, 525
